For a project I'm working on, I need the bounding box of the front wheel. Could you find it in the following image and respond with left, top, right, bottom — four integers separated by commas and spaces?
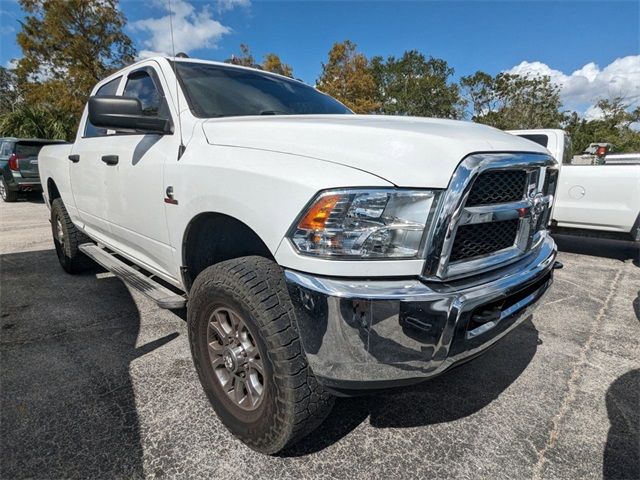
188, 256, 334, 454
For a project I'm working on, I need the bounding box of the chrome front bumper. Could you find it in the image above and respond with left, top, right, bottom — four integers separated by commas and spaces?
285, 235, 557, 391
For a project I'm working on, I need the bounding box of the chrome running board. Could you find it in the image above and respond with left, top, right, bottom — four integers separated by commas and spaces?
79, 243, 186, 309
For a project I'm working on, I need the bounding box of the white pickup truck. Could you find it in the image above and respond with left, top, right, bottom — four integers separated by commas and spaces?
39, 57, 560, 454
509, 129, 640, 241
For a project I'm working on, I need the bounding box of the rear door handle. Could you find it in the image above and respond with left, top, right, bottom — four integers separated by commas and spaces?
101, 155, 119, 165
68, 154, 80, 163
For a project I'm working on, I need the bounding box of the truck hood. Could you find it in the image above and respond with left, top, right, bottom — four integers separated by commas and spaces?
201, 115, 549, 188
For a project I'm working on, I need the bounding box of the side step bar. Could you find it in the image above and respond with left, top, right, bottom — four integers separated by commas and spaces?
79, 243, 186, 309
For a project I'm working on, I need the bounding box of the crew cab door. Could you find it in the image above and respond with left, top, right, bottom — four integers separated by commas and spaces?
99, 63, 177, 277
69, 75, 123, 241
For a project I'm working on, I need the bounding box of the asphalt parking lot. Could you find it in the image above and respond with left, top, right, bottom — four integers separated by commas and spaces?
1, 196, 638, 479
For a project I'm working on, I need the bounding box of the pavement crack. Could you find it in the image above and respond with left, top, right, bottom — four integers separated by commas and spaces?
532, 267, 623, 480
540, 295, 574, 307
554, 278, 607, 304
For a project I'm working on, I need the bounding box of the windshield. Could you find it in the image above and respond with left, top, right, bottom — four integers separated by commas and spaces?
174, 62, 352, 118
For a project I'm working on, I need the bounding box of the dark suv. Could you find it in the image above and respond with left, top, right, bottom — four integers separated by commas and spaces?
0, 137, 66, 202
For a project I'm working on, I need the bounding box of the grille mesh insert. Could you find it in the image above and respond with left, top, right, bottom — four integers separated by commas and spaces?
466, 170, 527, 206
450, 219, 519, 262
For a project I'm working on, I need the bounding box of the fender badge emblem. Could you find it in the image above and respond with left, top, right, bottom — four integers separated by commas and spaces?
165, 186, 178, 205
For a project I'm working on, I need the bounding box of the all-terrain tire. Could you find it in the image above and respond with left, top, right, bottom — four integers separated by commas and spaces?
51, 198, 94, 274
188, 256, 335, 454
0, 178, 18, 202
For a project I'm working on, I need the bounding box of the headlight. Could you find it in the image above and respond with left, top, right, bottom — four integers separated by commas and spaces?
288, 189, 442, 259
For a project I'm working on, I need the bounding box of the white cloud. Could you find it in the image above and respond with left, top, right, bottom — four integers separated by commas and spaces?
4, 57, 59, 82
584, 104, 604, 121
217, 0, 251, 13
130, 0, 231, 57
138, 50, 168, 60
506, 55, 640, 116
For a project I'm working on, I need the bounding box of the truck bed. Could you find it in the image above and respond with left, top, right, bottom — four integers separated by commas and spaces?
38, 143, 74, 206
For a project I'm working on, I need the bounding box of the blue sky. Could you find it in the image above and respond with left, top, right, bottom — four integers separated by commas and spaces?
1, 0, 639, 116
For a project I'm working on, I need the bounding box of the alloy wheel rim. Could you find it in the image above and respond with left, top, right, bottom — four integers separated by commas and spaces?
0, 182, 6, 200
207, 306, 265, 411
55, 219, 65, 249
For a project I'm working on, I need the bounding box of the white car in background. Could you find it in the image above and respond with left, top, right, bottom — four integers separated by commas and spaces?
509, 129, 640, 241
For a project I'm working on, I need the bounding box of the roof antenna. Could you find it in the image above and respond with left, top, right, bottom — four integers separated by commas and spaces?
168, 0, 186, 160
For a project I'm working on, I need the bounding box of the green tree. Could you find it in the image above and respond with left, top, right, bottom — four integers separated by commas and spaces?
459, 71, 496, 120
262, 53, 293, 77
0, 104, 73, 140
565, 97, 640, 154
226, 45, 294, 77
6, 0, 135, 140
460, 71, 640, 153
370, 50, 462, 118
226, 44, 255, 67
597, 96, 640, 129
460, 72, 566, 129
316, 40, 380, 113
0, 67, 22, 116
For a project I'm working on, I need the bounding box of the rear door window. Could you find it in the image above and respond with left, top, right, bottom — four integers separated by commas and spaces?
518, 134, 549, 147
84, 76, 122, 137
0, 141, 13, 157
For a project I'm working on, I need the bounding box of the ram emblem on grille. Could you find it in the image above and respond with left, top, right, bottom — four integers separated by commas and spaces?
530, 192, 545, 227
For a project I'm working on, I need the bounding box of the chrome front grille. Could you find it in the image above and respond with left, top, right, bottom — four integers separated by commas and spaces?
450, 219, 519, 262
449, 169, 529, 262
422, 153, 557, 280
466, 170, 527, 206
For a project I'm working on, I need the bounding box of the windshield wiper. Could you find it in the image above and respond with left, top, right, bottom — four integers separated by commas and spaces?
259, 110, 289, 115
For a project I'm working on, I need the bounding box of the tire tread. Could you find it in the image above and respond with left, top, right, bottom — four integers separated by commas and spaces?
188, 256, 334, 453
51, 198, 93, 273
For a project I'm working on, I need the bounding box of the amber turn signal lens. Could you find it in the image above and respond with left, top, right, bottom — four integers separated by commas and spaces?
298, 194, 342, 230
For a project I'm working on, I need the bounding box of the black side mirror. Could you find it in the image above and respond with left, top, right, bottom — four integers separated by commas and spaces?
88, 96, 173, 135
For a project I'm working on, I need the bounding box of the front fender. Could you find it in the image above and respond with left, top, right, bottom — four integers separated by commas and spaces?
163, 144, 392, 278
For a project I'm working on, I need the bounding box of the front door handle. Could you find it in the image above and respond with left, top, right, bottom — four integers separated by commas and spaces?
68, 154, 80, 163
101, 155, 119, 165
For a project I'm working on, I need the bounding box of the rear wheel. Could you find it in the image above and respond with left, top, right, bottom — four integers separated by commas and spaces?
51, 198, 93, 274
188, 256, 334, 454
0, 178, 18, 202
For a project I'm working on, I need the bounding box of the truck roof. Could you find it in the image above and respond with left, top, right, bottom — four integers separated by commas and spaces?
106, 55, 303, 85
